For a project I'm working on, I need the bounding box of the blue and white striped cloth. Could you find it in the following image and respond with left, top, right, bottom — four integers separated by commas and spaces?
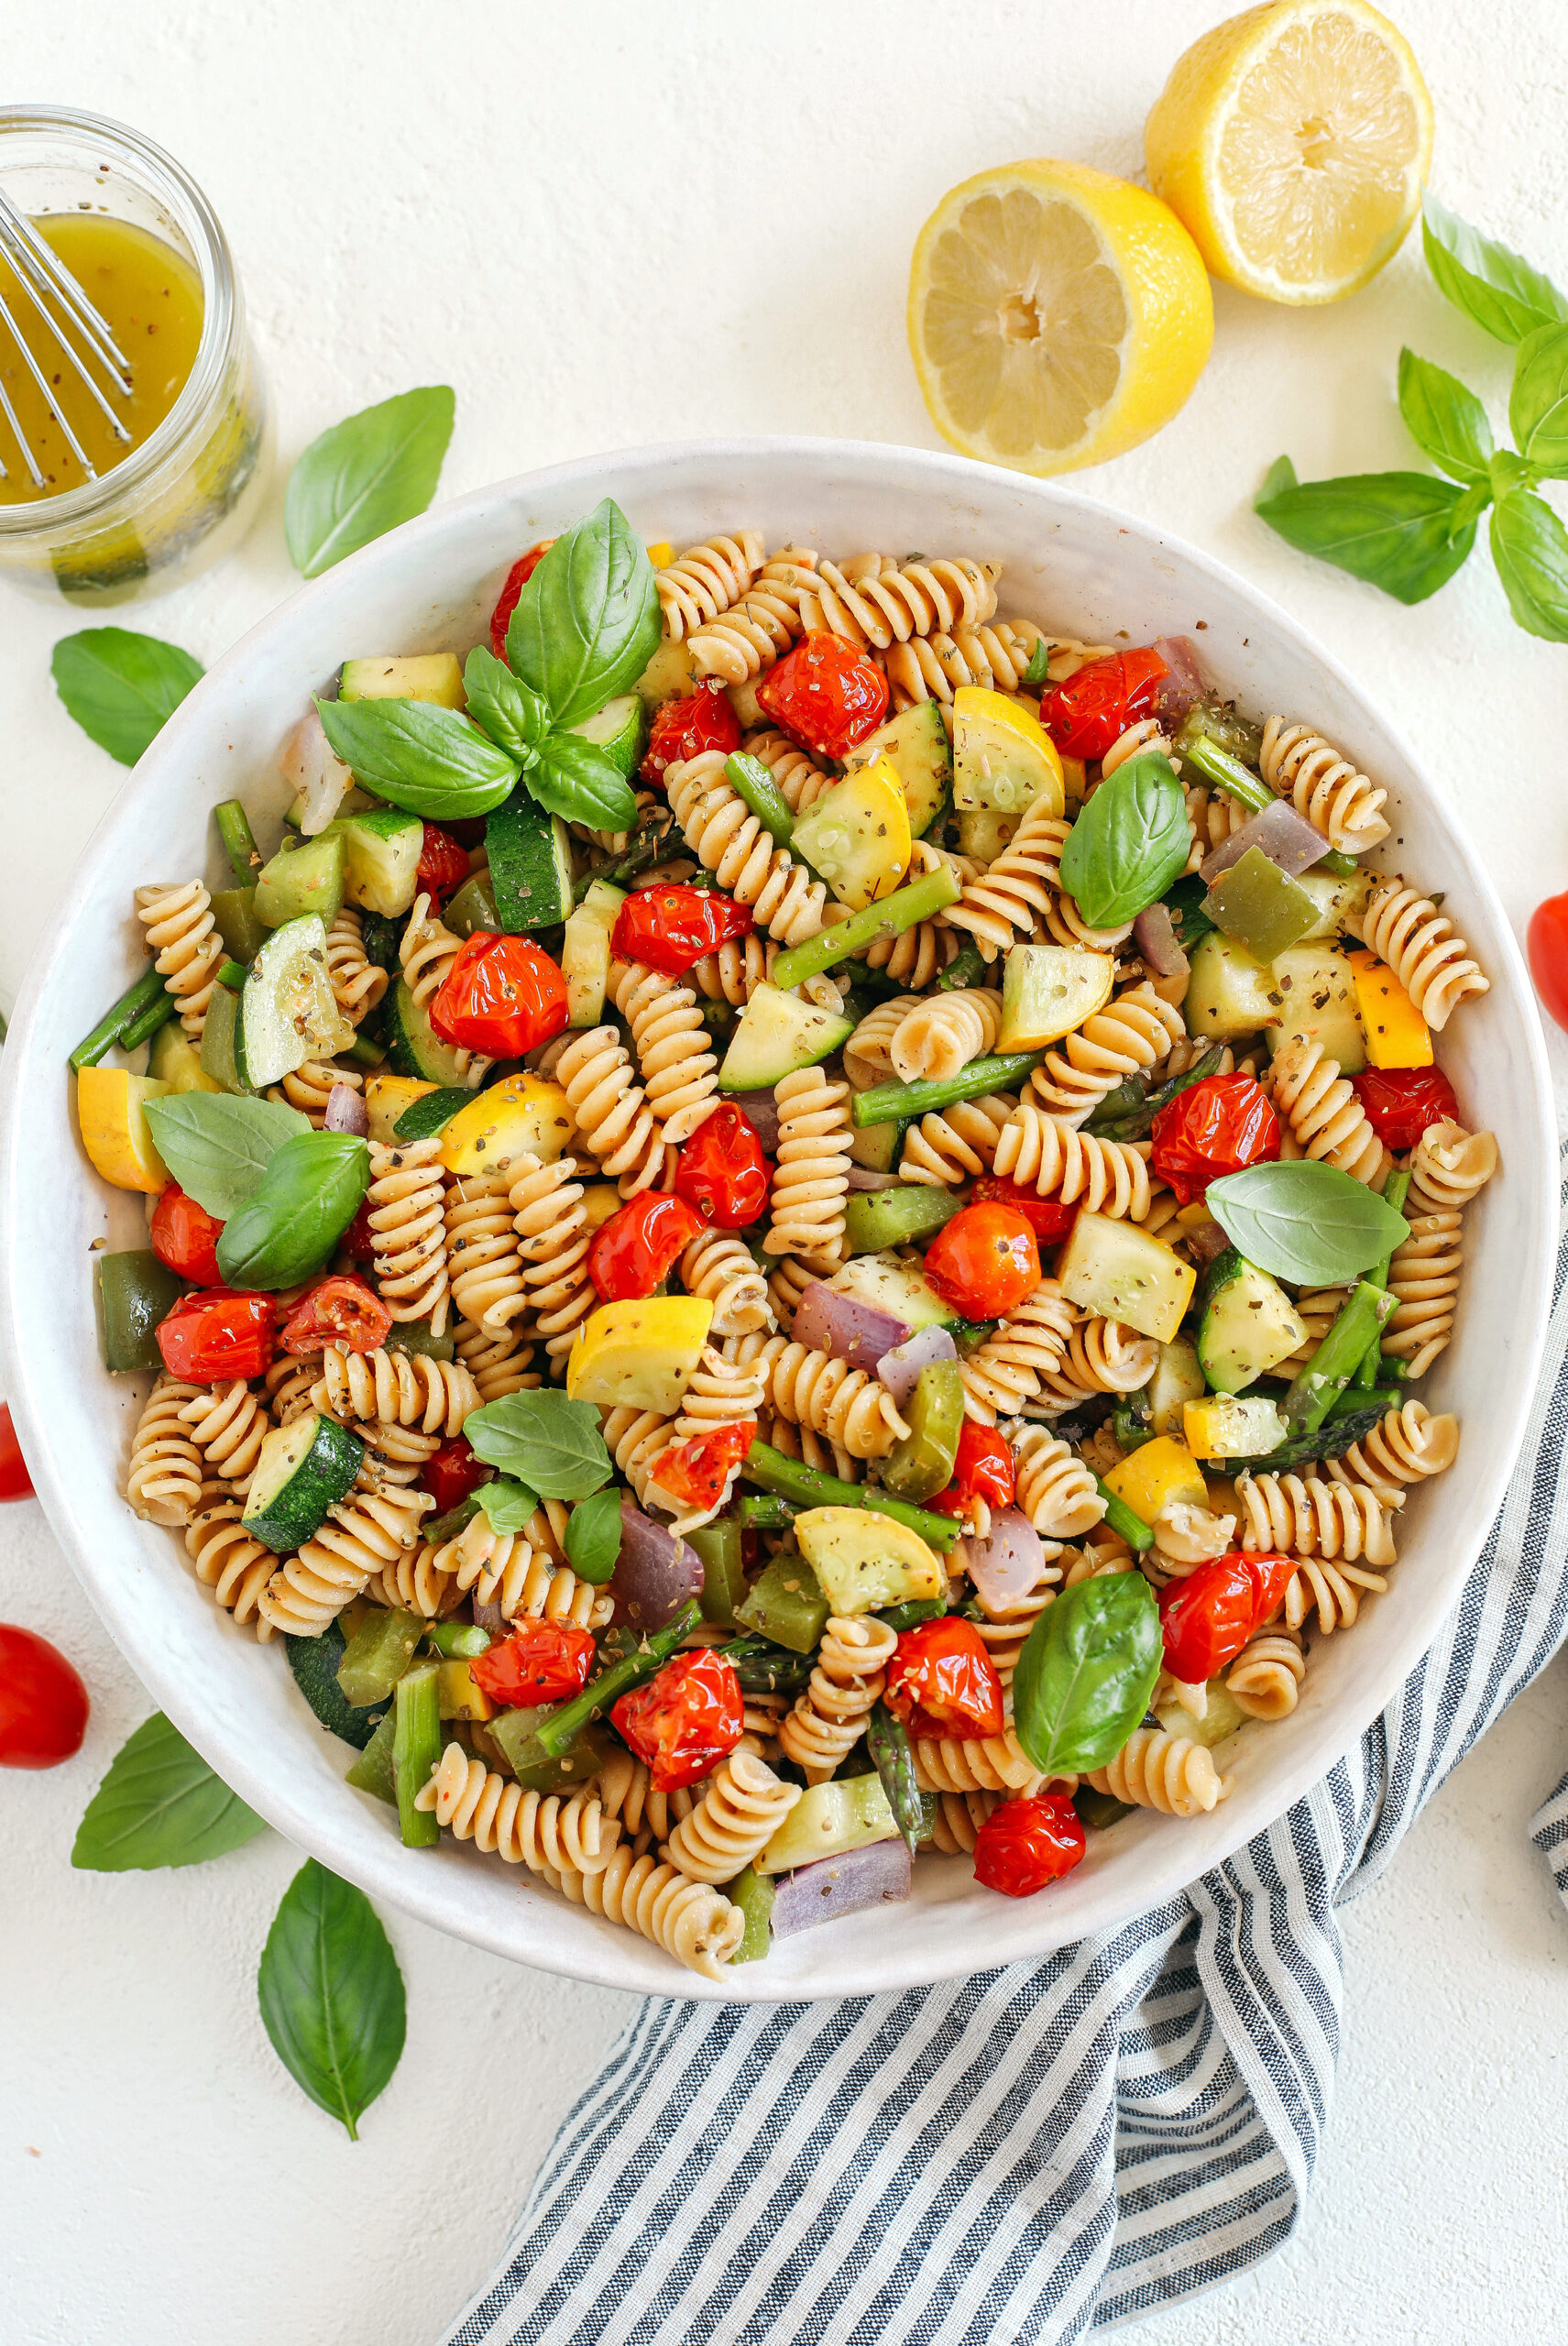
444, 1173, 1568, 2346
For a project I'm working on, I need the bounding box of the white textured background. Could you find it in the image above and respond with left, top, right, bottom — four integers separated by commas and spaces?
5, 4, 1568, 2341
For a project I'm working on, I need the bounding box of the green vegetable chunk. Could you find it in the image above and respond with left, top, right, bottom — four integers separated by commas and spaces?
689, 1518, 747, 1628
740, 1440, 960, 1549
734, 1557, 830, 1655
842, 1184, 959, 1255
96, 1250, 183, 1373
768, 864, 960, 992
851, 1051, 1047, 1130
717, 1637, 814, 1697
725, 751, 795, 845
727, 1865, 776, 1964
1202, 846, 1321, 962
69, 966, 167, 1071
486, 1706, 615, 1792
344, 1711, 399, 1803
393, 1661, 443, 1848
535, 1601, 700, 1756
336, 1608, 423, 1710
881, 1360, 965, 1502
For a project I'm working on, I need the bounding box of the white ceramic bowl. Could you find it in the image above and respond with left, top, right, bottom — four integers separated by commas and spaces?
2, 440, 1554, 2001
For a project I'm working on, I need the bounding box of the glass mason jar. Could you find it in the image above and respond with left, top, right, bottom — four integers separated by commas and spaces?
0, 105, 271, 604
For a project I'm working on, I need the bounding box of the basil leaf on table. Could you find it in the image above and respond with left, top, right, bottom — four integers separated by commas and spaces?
1489, 491, 1568, 641
1057, 749, 1188, 929
284, 385, 455, 577
1255, 462, 1482, 604
1509, 323, 1568, 477
215, 1131, 369, 1288
476, 1475, 542, 1535
528, 728, 640, 832
1205, 1159, 1410, 1286
564, 1484, 624, 1584
71, 1713, 266, 1871
51, 628, 203, 765
507, 498, 662, 729
463, 646, 551, 764
1396, 348, 1493, 484
258, 1858, 405, 2141
1422, 198, 1568, 346
141, 1092, 310, 1219
315, 695, 520, 820
1013, 1573, 1162, 1778
465, 1388, 614, 1500
391, 1086, 472, 1142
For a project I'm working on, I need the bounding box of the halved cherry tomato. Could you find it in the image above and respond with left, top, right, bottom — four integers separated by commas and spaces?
610, 883, 753, 977
1350, 1066, 1460, 1152
489, 541, 555, 658
417, 823, 471, 904
674, 1102, 770, 1228
1150, 1073, 1280, 1206
648, 1420, 757, 1512
588, 1191, 706, 1304
148, 1183, 225, 1287
923, 1202, 1040, 1321
755, 631, 889, 759
279, 1275, 391, 1358
641, 679, 741, 784
883, 1617, 1004, 1738
928, 1420, 1015, 1519
973, 1793, 1086, 1896
1238, 1551, 1296, 1630
156, 1289, 276, 1382
429, 932, 568, 1058
1041, 647, 1168, 762
969, 1176, 1079, 1248
0, 1624, 89, 1768
1157, 1555, 1259, 1683
341, 1200, 378, 1264
611, 1647, 743, 1792
472, 1618, 596, 1707
0, 1404, 34, 1502
423, 1437, 492, 1516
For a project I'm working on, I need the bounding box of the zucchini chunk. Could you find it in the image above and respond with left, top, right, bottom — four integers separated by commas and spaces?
1196, 1248, 1308, 1393
718, 984, 852, 1091
243, 1413, 366, 1555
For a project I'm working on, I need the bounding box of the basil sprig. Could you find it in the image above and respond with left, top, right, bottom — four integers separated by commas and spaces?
465, 1387, 615, 1500
315, 694, 521, 819
142, 1092, 310, 1220
285, 385, 455, 577
1013, 1573, 1163, 1778
476, 1475, 542, 1534
215, 1131, 369, 1288
1058, 748, 1189, 928
507, 499, 662, 727
1205, 1159, 1410, 1287
71, 1713, 266, 1871
51, 627, 203, 765
258, 1858, 406, 2141
563, 1485, 624, 1584
1422, 198, 1568, 345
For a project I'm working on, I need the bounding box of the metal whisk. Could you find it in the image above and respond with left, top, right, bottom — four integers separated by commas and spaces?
0, 184, 133, 488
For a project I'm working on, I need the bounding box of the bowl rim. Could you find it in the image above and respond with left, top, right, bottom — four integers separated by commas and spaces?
3, 433, 1556, 2001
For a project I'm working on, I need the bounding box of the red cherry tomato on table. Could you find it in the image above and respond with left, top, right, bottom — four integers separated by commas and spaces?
587, 1192, 706, 1304
883, 1617, 1004, 1738
973, 1793, 1087, 1897
928, 1420, 1016, 1519
149, 1184, 225, 1286
1350, 1066, 1460, 1152
0, 1404, 35, 1502
1157, 1556, 1260, 1683
755, 631, 889, 759
279, 1275, 391, 1358
472, 1618, 596, 1708
1150, 1074, 1280, 1206
0, 1624, 89, 1767
641, 680, 741, 784
156, 1289, 276, 1383
417, 823, 471, 904
488, 541, 555, 658
923, 1202, 1040, 1321
422, 1436, 492, 1516
610, 883, 754, 977
429, 932, 568, 1059
612, 1647, 743, 1792
648, 1420, 758, 1513
674, 1102, 771, 1228
1041, 647, 1168, 762
969, 1176, 1079, 1249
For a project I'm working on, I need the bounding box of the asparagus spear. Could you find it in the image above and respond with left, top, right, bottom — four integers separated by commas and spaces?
1094, 1480, 1156, 1552
851, 1050, 1048, 1130
770, 865, 960, 993
536, 1600, 700, 1756
68, 966, 168, 1069
393, 1660, 442, 1848
214, 798, 263, 880
716, 1636, 814, 1697
1279, 1280, 1398, 1438
725, 751, 795, 847
740, 1440, 961, 1548
868, 1702, 923, 1854
1179, 732, 1356, 877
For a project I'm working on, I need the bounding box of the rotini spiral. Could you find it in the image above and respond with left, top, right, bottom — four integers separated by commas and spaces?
880, 619, 1048, 707
367, 1136, 450, 1332
777, 1615, 897, 1783
1381, 1211, 1464, 1378
1234, 1470, 1397, 1566
505, 1151, 597, 1365
1408, 1118, 1498, 1212
325, 905, 388, 1025
889, 989, 1003, 1084
795, 553, 999, 652
551, 1025, 665, 1193
1182, 781, 1249, 874
452, 1321, 539, 1404
686, 551, 817, 685
1101, 718, 1175, 779
1259, 718, 1391, 853
664, 1749, 803, 1882
264, 1352, 322, 1423
314, 1342, 478, 1436
1089, 1729, 1230, 1817
740, 727, 838, 817
911, 1729, 1045, 1796
958, 1283, 1079, 1424
594, 1749, 698, 1848
134, 880, 224, 1042
177, 1381, 272, 1487
667, 750, 829, 946
399, 893, 492, 1086
1350, 880, 1488, 1029
646, 1346, 765, 1529
599, 1404, 677, 1509
1028, 982, 1185, 1124
354, 1420, 440, 1491
553, 1843, 745, 1980
1326, 1400, 1458, 1508
1266, 1036, 1389, 1188
898, 1094, 1016, 1187
725, 1331, 909, 1460
1005, 1422, 1106, 1537
763, 1253, 817, 1335
126, 1375, 204, 1525
416, 1743, 620, 1873
843, 995, 921, 1091
1227, 1627, 1307, 1720
258, 1485, 433, 1637
184, 1487, 276, 1637
764, 1066, 853, 1269
927, 1789, 1005, 1855
1057, 1316, 1160, 1396
444, 1171, 528, 1334
656, 532, 764, 638
944, 792, 1065, 961
992, 1108, 1153, 1218
367, 1537, 466, 1617
687, 931, 844, 1020
268, 1058, 363, 1127
607, 957, 719, 1146
679, 1229, 773, 1336
1151, 1497, 1236, 1572
1285, 1553, 1384, 1634
428, 1506, 607, 1628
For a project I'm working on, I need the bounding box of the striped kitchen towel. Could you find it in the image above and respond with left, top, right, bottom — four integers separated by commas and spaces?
444, 1170, 1568, 2346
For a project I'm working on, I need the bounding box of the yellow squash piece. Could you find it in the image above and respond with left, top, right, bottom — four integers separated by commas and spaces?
645, 541, 674, 570
1058, 1211, 1196, 1345
339, 652, 466, 708
999, 943, 1114, 1050
364, 1074, 437, 1146
1102, 1436, 1208, 1528
788, 756, 911, 912
952, 686, 1065, 817
1347, 948, 1431, 1069
437, 1660, 494, 1722
566, 1296, 713, 1415
1183, 1394, 1289, 1461
439, 1073, 575, 1178
76, 1068, 171, 1194
579, 1182, 624, 1233
793, 1506, 945, 1616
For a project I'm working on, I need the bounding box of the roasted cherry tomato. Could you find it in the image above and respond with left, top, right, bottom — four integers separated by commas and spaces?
1350, 1066, 1461, 1152
1239, 1551, 1297, 1630
156, 1288, 276, 1383
1041, 646, 1168, 762
611, 1646, 744, 1792
148, 1183, 225, 1287
0, 1405, 34, 1502
923, 1202, 1040, 1321
969, 1176, 1079, 1248
972, 1792, 1087, 1897
489, 541, 555, 658
0, 1624, 89, 1768
641, 679, 741, 784
587, 1191, 706, 1304
755, 630, 889, 759
279, 1274, 391, 1358
1157, 1555, 1261, 1683
610, 882, 754, 977
883, 1617, 1004, 1738
674, 1102, 770, 1228
340, 1200, 378, 1264
429, 932, 568, 1059
472, 1618, 596, 1707
928, 1420, 1016, 1519
422, 1436, 492, 1516
649, 1420, 757, 1512
417, 822, 471, 904
1150, 1073, 1280, 1206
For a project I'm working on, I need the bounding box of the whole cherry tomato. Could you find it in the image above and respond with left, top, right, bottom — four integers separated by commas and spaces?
674, 1102, 770, 1228
928, 1420, 1016, 1519
489, 541, 555, 658
883, 1617, 1004, 1738
1239, 1552, 1297, 1630
972, 1793, 1087, 1897
429, 932, 568, 1058
1041, 647, 1168, 762
0, 1404, 34, 1502
156, 1289, 276, 1382
1350, 1066, 1461, 1152
417, 823, 471, 904
588, 1191, 706, 1303
472, 1618, 597, 1707
149, 1183, 225, 1287
755, 631, 888, 759
648, 1420, 757, 1513
610, 882, 754, 977
612, 1647, 743, 1792
423, 1437, 492, 1516
641, 679, 741, 784
923, 1202, 1040, 1321
1150, 1073, 1280, 1206
969, 1175, 1079, 1248
279, 1274, 391, 1358
1157, 1555, 1260, 1683
0, 1624, 89, 1768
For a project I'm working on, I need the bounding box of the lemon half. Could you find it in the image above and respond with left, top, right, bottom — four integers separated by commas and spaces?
1145, 0, 1433, 304
907, 159, 1213, 477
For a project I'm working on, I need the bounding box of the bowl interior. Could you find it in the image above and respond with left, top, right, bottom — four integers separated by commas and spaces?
2, 439, 1554, 2000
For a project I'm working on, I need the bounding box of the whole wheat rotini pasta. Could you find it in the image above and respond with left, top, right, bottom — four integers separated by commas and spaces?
134, 880, 224, 1042
764, 1066, 853, 1268
1260, 718, 1390, 853
664, 1751, 802, 1882
367, 1136, 450, 1333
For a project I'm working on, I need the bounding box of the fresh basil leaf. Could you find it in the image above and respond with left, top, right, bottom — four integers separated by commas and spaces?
1488, 448, 1535, 501
1021, 637, 1051, 691
463, 646, 550, 763
315, 695, 520, 820
529, 728, 640, 831
141, 1092, 310, 1219
1163, 872, 1217, 953
1057, 749, 1188, 928
1423, 198, 1568, 346
1013, 1573, 1162, 1778
391, 1086, 472, 1142
508, 499, 662, 729
1489, 490, 1568, 641
258, 1858, 405, 2140
1256, 453, 1298, 503
284, 386, 455, 577
1206, 1159, 1410, 1285
71, 1713, 266, 1871
1255, 466, 1479, 604
1509, 323, 1568, 476
476, 1475, 541, 1534
51, 628, 203, 765
1396, 348, 1493, 484
564, 1485, 623, 1584
215, 1131, 369, 1289
465, 1388, 614, 1500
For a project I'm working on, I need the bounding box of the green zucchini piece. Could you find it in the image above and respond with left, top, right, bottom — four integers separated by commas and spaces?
210, 885, 269, 965
718, 984, 853, 1091
827, 1251, 959, 1333
340, 653, 465, 707
96, 1251, 183, 1373
848, 1116, 905, 1175
487, 794, 573, 931
287, 1618, 386, 1750
688, 1518, 747, 1628
323, 808, 424, 917
443, 870, 501, 937
1196, 1249, 1309, 1394
243, 1412, 365, 1553
385, 976, 475, 1086
198, 982, 258, 1095
146, 1022, 219, 1094
841, 700, 951, 838
254, 832, 345, 930
241, 915, 353, 1089
569, 693, 647, 778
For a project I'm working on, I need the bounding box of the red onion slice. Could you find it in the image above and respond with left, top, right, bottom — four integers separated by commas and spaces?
771, 1838, 912, 1937
1201, 798, 1332, 885
793, 1281, 911, 1374
611, 1501, 704, 1633
846, 1168, 902, 1190
1151, 636, 1207, 727
1133, 903, 1190, 981
964, 1506, 1047, 1612
1185, 1220, 1230, 1269
323, 1083, 368, 1135
876, 1324, 958, 1407
736, 1090, 781, 1156
280, 707, 356, 836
